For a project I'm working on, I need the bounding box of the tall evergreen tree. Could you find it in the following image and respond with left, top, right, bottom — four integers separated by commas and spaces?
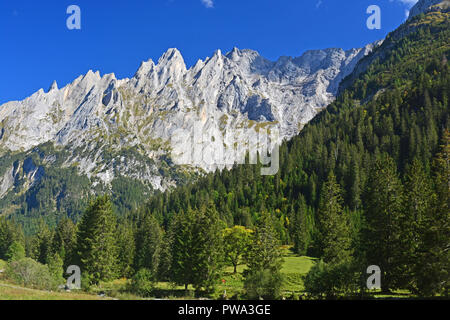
135, 213, 162, 277
0, 218, 24, 261
52, 217, 77, 268
244, 211, 284, 299
170, 204, 223, 293
362, 155, 404, 292
317, 172, 352, 265
76, 195, 118, 285
190, 204, 224, 292
415, 130, 450, 296
30, 219, 54, 264
116, 220, 136, 278
291, 197, 310, 256
403, 158, 433, 292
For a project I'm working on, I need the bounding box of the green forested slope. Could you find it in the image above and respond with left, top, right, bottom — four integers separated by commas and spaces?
140, 11, 449, 251
1, 10, 448, 299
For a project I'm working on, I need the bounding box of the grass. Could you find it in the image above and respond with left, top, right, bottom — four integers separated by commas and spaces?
87, 249, 317, 300
212, 248, 316, 299
0, 283, 109, 300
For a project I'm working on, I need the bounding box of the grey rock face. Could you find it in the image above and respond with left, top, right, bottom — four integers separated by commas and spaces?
409, 0, 449, 18
0, 46, 375, 191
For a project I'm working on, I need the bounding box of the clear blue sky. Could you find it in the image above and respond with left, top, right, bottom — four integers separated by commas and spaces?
0, 0, 418, 104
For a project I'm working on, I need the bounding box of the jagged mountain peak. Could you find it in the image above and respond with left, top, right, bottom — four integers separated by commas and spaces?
0, 43, 377, 191
48, 80, 58, 92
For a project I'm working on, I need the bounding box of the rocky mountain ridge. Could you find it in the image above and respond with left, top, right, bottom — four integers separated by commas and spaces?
0, 45, 377, 195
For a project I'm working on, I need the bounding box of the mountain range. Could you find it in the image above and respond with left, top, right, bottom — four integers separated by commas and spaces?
0, 0, 447, 223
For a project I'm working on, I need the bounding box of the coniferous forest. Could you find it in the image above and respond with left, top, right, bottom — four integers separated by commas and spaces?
0, 11, 449, 300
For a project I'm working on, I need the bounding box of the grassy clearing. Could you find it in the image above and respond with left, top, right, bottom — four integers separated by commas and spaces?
0, 283, 108, 300
89, 250, 317, 300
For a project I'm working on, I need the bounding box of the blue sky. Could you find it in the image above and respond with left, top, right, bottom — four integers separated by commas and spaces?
0, 0, 418, 104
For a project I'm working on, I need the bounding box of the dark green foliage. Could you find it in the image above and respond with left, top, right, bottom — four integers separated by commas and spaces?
361, 155, 405, 292
317, 173, 352, 264
169, 204, 223, 293
244, 212, 284, 299
0, 218, 24, 260
289, 196, 312, 256
304, 260, 362, 299
134, 213, 161, 276
76, 195, 118, 285
111, 176, 151, 216
29, 219, 54, 264
130, 268, 155, 297
413, 131, 450, 296
52, 217, 77, 269
244, 268, 284, 300
116, 220, 136, 278
5, 241, 25, 262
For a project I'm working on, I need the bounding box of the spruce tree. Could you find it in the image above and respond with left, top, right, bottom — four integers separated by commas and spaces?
317, 172, 352, 265
30, 219, 54, 264
116, 220, 136, 278
404, 158, 433, 292
170, 209, 195, 292
135, 213, 161, 277
190, 204, 223, 292
52, 217, 77, 268
0, 218, 25, 260
416, 130, 450, 296
170, 204, 223, 293
362, 155, 404, 292
291, 197, 310, 256
76, 195, 118, 285
244, 211, 284, 299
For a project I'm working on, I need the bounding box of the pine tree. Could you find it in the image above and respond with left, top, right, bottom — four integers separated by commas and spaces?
244, 211, 284, 299
135, 213, 161, 277
415, 130, 450, 296
190, 204, 223, 292
52, 217, 77, 268
317, 172, 352, 265
404, 158, 433, 292
291, 197, 310, 256
0, 218, 25, 260
30, 219, 54, 264
5, 241, 25, 262
116, 220, 136, 278
76, 195, 118, 285
362, 155, 404, 292
47, 252, 64, 285
170, 204, 223, 293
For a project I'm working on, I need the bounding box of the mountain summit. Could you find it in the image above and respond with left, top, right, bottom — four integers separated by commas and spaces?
0, 45, 377, 193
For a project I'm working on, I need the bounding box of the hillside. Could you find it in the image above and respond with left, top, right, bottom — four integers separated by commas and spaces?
0, 45, 378, 232
140, 8, 449, 249
0, 1, 448, 300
